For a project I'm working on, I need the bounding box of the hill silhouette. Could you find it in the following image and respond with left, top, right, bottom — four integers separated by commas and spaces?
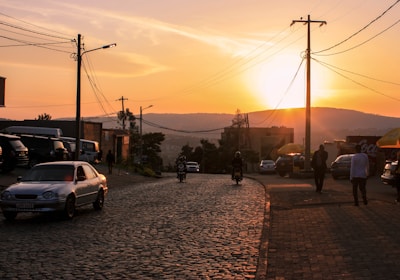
109, 107, 398, 143
91, 107, 400, 164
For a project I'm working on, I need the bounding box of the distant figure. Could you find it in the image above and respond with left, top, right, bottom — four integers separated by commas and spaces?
394, 151, 400, 203
231, 151, 243, 180
175, 154, 187, 179
311, 144, 328, 193
106, 150, 115, 174
350, 144, 369, 206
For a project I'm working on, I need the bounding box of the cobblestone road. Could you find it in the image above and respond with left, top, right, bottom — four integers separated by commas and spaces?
0, 173, 265, 279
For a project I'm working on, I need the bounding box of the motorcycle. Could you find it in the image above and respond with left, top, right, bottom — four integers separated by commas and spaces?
232, 166, 242, 185
177, 162, 186, 183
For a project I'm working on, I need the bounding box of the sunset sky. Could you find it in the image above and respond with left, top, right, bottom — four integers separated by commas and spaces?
0, 0, 399, 122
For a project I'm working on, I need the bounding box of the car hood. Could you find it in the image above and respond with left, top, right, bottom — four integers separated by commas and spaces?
5, 182, 72, 194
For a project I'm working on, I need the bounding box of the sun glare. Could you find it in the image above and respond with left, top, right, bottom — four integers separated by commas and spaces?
246, 53, 315, 110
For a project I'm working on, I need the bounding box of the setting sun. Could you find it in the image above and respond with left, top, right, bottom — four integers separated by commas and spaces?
246, 53, 326, 110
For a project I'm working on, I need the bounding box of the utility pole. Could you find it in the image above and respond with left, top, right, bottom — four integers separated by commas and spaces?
291, 15, 326, 172
117, 96, 128, 130
75, 34, 82, 160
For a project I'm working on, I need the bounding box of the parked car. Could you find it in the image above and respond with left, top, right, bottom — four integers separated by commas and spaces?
0, 133, 29, 172
0, 145, 3, 169
186, 161, 200, 173
330, 154, 354, 180
259, 160, 276, 174
0, 161, 108, 220
381, 160, 398, 186
275, 153, 305, 177
19, 134, 69, 168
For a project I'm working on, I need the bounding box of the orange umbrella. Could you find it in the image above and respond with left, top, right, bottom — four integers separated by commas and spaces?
376, 128, 400, 148
277, 143, 304, 155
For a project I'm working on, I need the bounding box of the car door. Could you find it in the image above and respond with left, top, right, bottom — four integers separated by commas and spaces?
74, 165, 91, 206
81, 164, 101, 202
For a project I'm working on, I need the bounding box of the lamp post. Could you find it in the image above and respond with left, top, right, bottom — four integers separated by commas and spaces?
75, 34, 116, 160
139, 105, 153, 164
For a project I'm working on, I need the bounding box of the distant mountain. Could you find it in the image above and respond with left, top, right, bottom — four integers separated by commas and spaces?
91, 107, 399, 142
62, 107, 400, 165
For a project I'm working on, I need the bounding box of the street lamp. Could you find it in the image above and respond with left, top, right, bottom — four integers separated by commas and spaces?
140, 105, 153, 137
139, 105, 153, 164
75, 34, 116, 160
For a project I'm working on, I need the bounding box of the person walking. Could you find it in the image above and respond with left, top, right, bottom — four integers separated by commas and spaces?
311, 144, 328, 193
106, 150, 115, 174
350, 144, 369, 206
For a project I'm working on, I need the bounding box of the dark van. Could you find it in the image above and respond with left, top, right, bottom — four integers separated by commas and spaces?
0, 133, 29, 172
19, 135, 69, 168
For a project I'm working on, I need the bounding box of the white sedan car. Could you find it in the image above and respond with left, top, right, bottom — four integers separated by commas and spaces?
186, 161, 200, 173
259, 160, 276, 174
0, 161, 108, 221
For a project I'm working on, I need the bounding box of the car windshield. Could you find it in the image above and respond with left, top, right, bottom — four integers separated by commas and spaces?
9, 139, 26, 149
21, 165, 75, 182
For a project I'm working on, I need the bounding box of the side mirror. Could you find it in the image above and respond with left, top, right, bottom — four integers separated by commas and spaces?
77, 175, 86, 181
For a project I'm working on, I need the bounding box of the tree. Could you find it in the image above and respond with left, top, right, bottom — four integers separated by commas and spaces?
142, 132, 165, 171
117, 108, 135, 130
36, 113, 52, 120
180, 144, 194, 159
199, 139, 219, 173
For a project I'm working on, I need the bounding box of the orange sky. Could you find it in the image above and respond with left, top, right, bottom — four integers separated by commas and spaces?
0, 0, 399, 122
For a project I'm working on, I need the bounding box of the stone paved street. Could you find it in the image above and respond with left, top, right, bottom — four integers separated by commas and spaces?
253, 173, 400, 280
0, 171, 265, 279
3, 166, 400, 279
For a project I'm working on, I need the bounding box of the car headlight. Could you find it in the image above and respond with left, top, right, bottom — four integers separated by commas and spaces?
42, 191, 58, 199
1, 191, 13, 200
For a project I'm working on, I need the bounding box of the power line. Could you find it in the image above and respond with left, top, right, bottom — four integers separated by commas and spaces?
250, 57, 306, 126
313, 58, 400, 86
142, 119, 225, 134
0, 12, 73, 40
313, 57, 400, 102
313, 0, 400, 55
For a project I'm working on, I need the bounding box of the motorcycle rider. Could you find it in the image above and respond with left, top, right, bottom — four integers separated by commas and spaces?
231, 151, 243, 180
176, 154, 187, 178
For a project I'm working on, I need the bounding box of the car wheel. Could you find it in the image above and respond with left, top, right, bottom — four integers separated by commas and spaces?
63, 194, 76, 219
93, 189, 104, 210
3, 211, 17, 221
278, 171, 286, 177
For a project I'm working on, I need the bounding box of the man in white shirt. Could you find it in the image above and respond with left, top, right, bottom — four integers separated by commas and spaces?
350, 144, 369, 206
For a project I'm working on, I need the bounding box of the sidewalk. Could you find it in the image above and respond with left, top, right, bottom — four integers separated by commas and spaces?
253, 174, 400, 280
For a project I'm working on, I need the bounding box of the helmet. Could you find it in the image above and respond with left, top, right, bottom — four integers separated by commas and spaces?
235, 151, 241, 158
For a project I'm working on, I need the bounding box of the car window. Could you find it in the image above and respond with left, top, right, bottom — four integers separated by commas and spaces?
77, 166, 86, 180
22, 165, 74, 181
82, 164, 97, 179
9, 139, 26, 149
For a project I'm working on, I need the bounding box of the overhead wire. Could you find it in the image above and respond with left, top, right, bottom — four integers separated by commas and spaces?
250, 56, 306, 126
313, 57, 400, 102
314, 58, 400, 86
313, 0, 400, 55
0, 11, 73, 39
129, 24, 307, 103
142, 119, 225, 134
314, 17, 400, 56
